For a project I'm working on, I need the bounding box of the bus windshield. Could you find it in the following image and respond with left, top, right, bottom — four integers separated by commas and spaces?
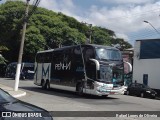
96, 48, 122, 61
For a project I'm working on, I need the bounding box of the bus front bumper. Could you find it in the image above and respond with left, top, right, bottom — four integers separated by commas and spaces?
84, 84, 126, 96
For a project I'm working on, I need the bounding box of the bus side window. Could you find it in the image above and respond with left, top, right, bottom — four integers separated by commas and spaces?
63, 49, 71, 63
43, 52, 52, 63
36, 53, 43, 63
53, 51, 63, 64
73, 46, 81, 55
73, 46, 82, 60
85, 48, 94, 62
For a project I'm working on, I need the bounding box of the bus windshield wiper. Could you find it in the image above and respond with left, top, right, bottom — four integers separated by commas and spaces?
100, 58, 108, 61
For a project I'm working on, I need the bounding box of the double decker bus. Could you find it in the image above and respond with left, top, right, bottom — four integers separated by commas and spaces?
34, 44, 124, 96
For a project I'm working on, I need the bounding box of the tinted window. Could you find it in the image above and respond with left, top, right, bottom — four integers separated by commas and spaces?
140, 40, 160, 59
53, 51, 63, 63
131, 84, 135, 87
36, 53, 43, 63
43, 52, 52, 63
96, 48, 122, 61
84, 47, 94, 62
136, 84, 142, 88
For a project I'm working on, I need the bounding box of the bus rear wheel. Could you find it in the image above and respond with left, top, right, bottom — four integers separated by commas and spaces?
41, 80, 46, 89
45, 80, 50, 90
77, 83, 83, 96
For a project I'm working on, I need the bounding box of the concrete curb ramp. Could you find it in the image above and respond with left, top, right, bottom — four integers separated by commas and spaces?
0, 84, 26, 98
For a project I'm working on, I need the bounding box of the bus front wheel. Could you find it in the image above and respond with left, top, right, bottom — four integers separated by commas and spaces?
45, 80, 50, 90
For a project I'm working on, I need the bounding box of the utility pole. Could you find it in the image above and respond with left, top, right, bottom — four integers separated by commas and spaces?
88, 24, 92, 44
81, 22, 93, 44
14, 0, 30, 91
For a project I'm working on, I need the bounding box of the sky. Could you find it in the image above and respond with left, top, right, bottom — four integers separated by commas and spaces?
1, 0, 160, 46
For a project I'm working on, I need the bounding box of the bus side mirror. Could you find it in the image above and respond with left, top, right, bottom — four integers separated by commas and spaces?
124, 61, 132, 73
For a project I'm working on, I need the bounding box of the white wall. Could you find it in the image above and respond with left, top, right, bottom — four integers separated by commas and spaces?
133, 41, 160, 90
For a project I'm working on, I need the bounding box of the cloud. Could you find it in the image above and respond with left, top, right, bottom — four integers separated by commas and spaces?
116, 33, 129, 41
100, 0, 156, 5
39, 0, 77, 17
83, 1, 160, 41
17, 0, 160, 42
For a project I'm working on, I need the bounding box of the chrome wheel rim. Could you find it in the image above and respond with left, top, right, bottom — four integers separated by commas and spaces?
141, 93, 144, 98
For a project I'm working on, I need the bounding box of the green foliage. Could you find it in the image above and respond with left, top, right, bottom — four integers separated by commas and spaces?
0, 46, 8, 64
0, 54, 7, 64
25, 26, 45, 53
0, 1, 132, 62
92, 26, 112, 45
0, 45, 9, 51
112, 38, 132, 49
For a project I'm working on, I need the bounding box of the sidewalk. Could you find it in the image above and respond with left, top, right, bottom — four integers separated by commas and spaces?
0, 84, 26, 98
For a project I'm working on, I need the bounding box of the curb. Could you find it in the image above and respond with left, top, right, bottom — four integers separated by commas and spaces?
0, 84, 27, 98
13, 91, 27, 98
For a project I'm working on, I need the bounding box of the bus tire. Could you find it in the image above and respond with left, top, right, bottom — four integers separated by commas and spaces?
101, 95, 108, 98
77, 83, 83, 96
140, 92, 144, 98
41, 80, 46, 89
21, 76, 25, 80
46, 80, 50, 90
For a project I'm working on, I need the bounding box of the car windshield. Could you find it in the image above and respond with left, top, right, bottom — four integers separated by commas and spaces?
0, 89, 17, 104
22, 67, 34, 72
96, 48, 122, 61
142, 84, 150, 89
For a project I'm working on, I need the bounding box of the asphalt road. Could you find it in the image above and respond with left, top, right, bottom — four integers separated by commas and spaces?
0, 78, 160, 120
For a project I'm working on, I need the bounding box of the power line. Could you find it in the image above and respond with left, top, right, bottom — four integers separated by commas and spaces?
27, 0, 41, 20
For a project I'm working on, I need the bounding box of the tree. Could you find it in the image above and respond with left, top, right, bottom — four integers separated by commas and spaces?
112, 38, 132, 50
92, 26, 113, 45
0, 54, 7, 64
0, 1, 132, 62
0, 45, 8, 64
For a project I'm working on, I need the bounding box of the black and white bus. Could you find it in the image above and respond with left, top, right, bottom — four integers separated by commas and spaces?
34, 44, 124, 96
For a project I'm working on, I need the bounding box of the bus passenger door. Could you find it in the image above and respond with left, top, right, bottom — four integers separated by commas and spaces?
84, 47, 95, 90
34, 54, 43, 85
86, 60, 96, 89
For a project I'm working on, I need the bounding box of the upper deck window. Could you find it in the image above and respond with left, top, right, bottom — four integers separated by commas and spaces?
96, 48, 122, 61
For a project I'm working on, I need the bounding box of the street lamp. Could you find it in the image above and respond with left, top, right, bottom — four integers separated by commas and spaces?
143, 20, 160, 36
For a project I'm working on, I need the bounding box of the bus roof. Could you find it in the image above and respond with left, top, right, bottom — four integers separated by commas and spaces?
7, 62, 34, 66
37, 44, 119, 53
37, 49, 54, 53
89, 44, 119, 50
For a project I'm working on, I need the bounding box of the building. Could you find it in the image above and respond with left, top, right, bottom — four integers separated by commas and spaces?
122, 48, 133, 86
122, 48, 133, 74
133, 39, 160, 92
